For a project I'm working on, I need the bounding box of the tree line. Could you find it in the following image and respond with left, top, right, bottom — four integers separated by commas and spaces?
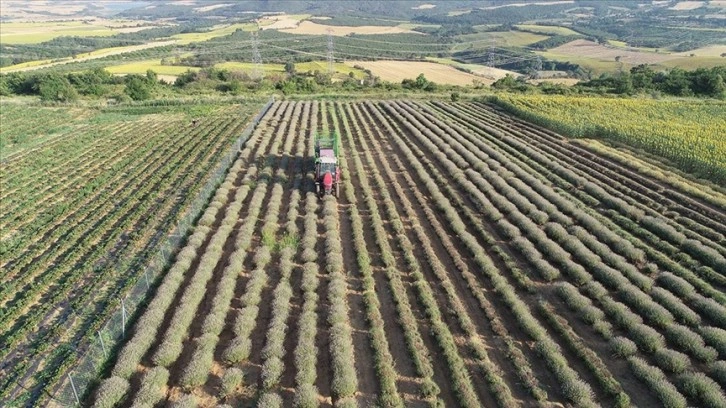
494, 65, 726, 99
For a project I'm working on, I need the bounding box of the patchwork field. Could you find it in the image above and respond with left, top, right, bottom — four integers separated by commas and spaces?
546, 39, 673, 65
83, 100, 726, 408
540, 39, 726, 74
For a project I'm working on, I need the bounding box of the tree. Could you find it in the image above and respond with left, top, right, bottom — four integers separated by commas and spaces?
174, 70, 198, 87
68, 68, 113, 96
492, 74, 519, 89
146, 69, 158, 83
630, 64, 655, 90
284, 61, 295, 75
662, 69, 692, 96
124, 75, 152, 100
614, 73, 634, 95
0, 76, 10, 96
35, 73, 78, 102
415, 73, 428, 89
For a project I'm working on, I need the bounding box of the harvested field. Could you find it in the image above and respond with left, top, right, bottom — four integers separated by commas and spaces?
481, 0, 574, 9
259, 14, 311, 30
280, 21, 419, 36
194, 3, 234, 13
547, 39, 673, 65
0, 19, 160, 44
345, 60, 483, 85
426, 58, 517, 82
675, 44, 726, 57
670, 1, 706, 10
529, 77, 581, 85
456, 30, 549, 48
86, 99, 726, 408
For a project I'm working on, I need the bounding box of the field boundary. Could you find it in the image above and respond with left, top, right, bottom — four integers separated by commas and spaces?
47, 97, 275, 407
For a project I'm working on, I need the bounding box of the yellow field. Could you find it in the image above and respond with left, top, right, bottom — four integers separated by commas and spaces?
101, 59, 366, 81
0, 19, 159, 44
280, 21, 420, 36
661, 56, 726, 69
344, 60, 482, 86
515, 24, 580, 36
105, 60, 200, 76
214, 62, 285, 73
296, 61, 366, 78
0, 40, 177, 73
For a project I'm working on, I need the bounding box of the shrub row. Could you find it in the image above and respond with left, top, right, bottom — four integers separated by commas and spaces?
347, 104, 441, 402
294, 193, 321, 406
321, 192, 358, 399
261, 142, 304, 392
628, 357, 687, 408
151, 114, 284, 368
538, 301, 630, 406
435, 101, 726, 304
180, 180, 280, 387
382, 101, 598, 407
92, 122, 272, 406
342, 102, 492, 407
348, 100, 522, 407
365, 101, 548, 402
337, 105, 403, 407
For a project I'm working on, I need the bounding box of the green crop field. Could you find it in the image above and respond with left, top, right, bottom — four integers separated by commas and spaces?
0, 99, 265, 404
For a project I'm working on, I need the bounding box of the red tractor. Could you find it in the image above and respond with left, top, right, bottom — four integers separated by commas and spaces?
314, 135, 341, 197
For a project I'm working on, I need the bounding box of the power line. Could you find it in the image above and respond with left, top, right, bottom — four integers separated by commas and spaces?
250, 30, 263, 80
327, 28, 334, 75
